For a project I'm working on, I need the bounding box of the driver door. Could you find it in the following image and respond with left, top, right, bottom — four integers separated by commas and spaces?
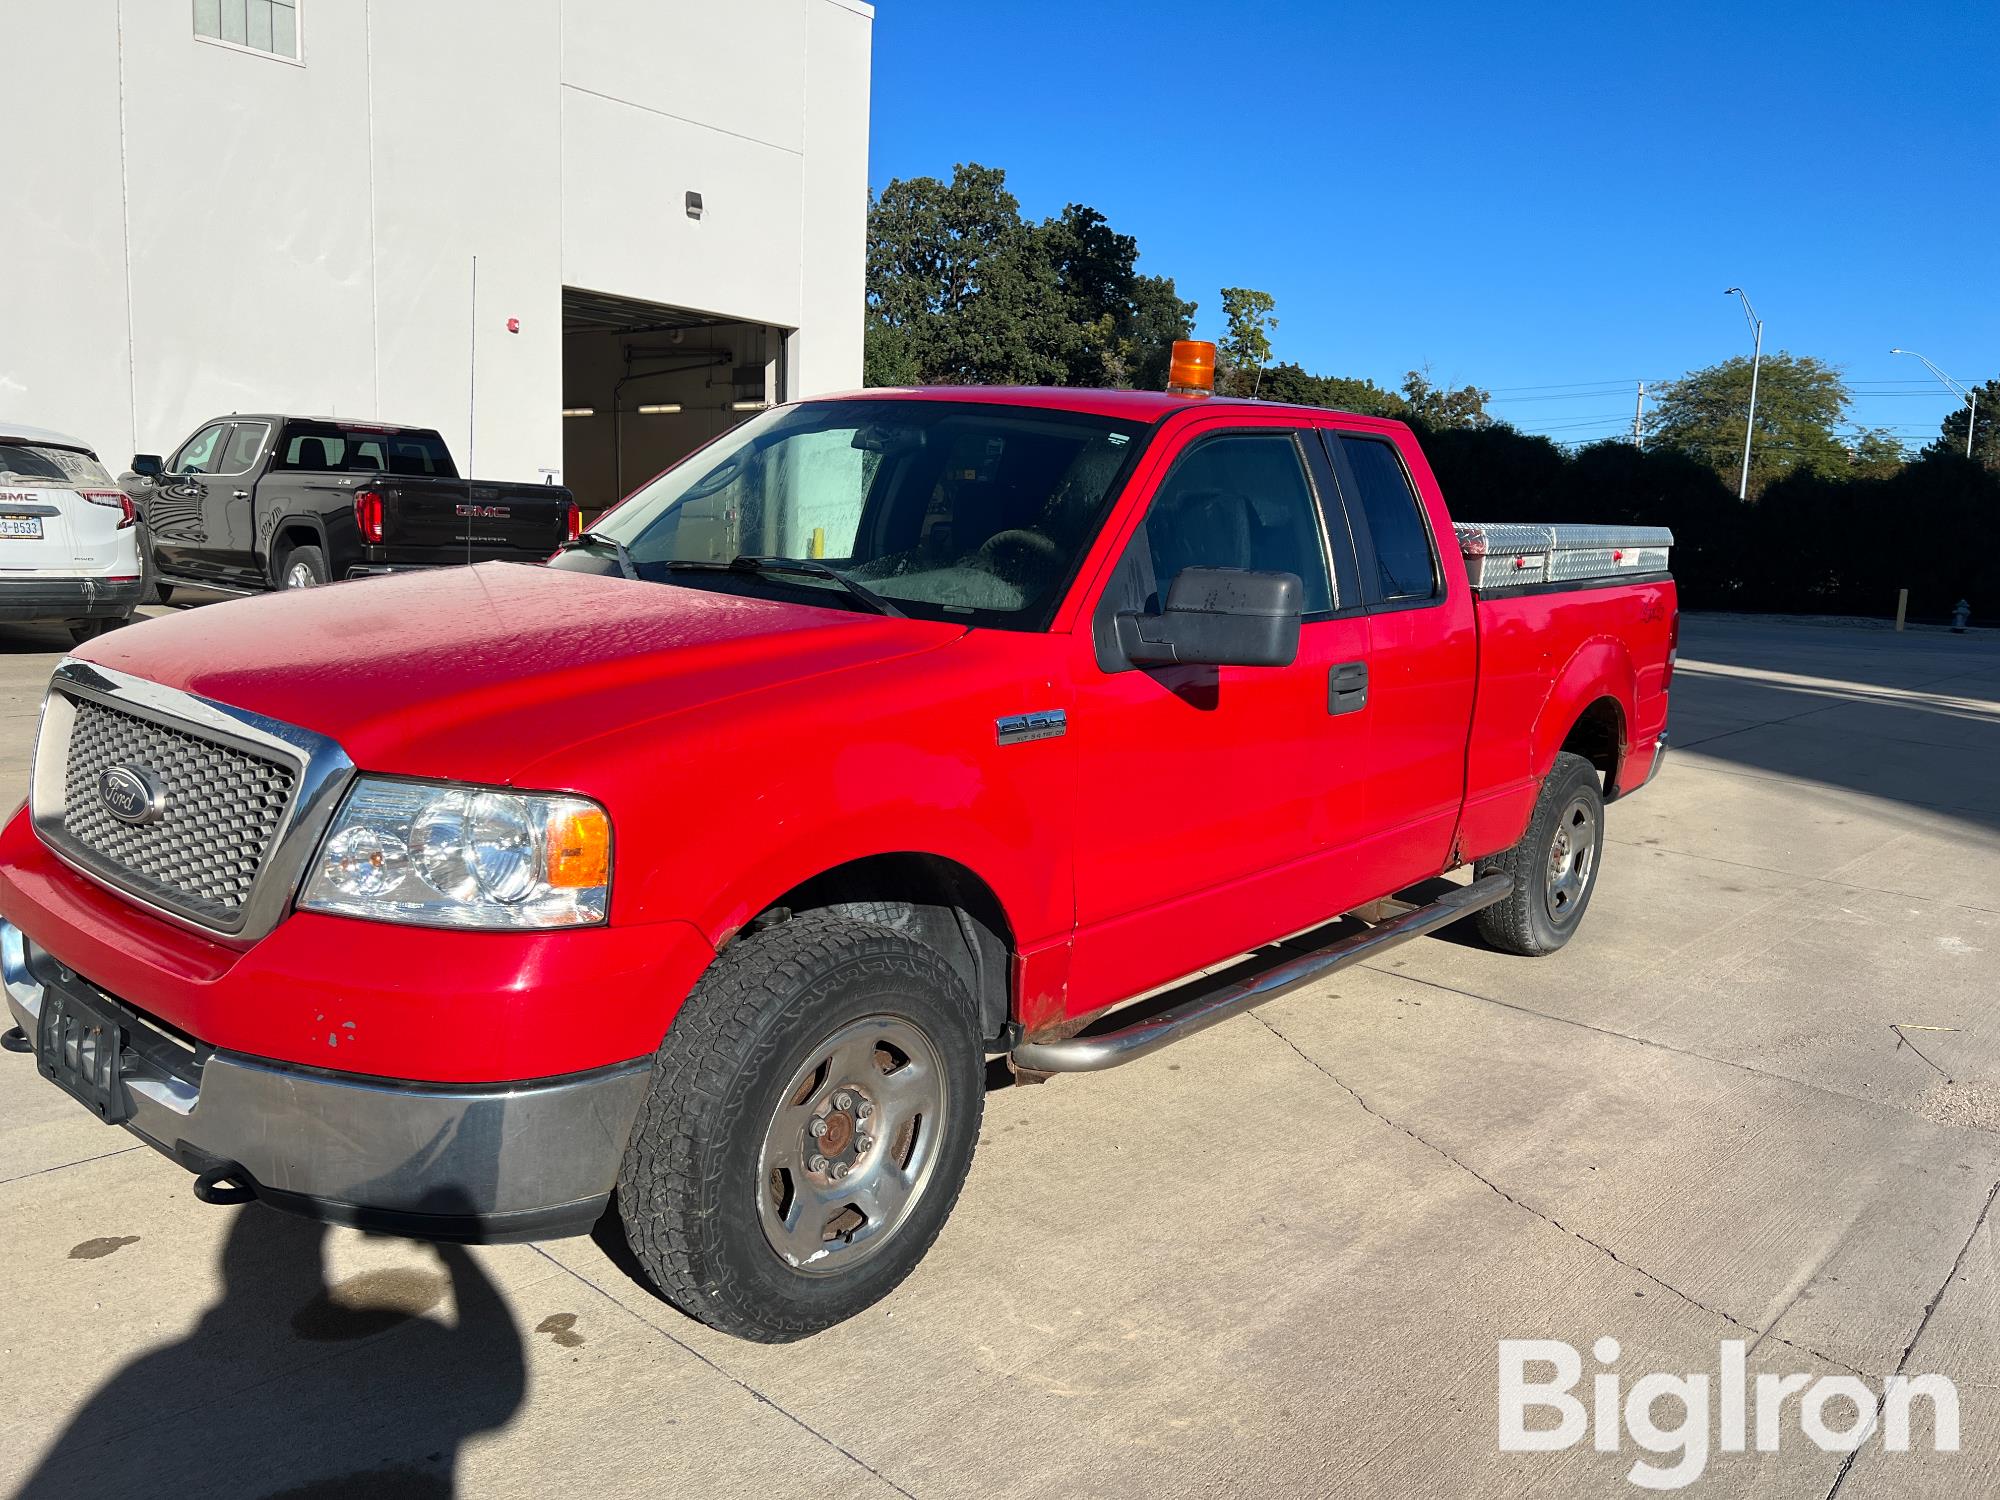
1065, 417, 1374, 1020
144, 421, 228, 580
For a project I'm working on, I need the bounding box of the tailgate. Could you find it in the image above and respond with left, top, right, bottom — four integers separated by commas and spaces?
0, 486, 79, 573
383, 480, 575, 557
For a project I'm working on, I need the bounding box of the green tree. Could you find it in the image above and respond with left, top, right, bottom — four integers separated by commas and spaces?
1646, 353, 1851, 494
1848, 427, 1906, 480
1119, 273, 1198, 392
864, 163, 1069, 386
1257, 363, 1408, 416
864, 166, 1197, 391
1401, 367, 1493, 430
1927, 377, 2000, 468
1217, 288, 1277, 395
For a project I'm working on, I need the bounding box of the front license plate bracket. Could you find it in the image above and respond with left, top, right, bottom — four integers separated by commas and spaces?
36, 987, 133, 1125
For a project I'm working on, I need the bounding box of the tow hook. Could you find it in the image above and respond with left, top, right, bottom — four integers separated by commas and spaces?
1, 1026, 29, 1054
191, 1164, 257, 1206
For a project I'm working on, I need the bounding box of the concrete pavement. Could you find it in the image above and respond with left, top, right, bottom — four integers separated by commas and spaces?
3, 607, 1999, 1498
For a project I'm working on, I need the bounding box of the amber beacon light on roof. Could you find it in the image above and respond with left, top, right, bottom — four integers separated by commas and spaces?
1166, 340, 1217, 396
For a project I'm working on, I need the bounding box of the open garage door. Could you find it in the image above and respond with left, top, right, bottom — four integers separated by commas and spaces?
561, 288, 789, 519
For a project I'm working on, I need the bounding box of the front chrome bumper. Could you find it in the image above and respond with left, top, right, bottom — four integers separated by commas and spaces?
3, 918, 648, 1241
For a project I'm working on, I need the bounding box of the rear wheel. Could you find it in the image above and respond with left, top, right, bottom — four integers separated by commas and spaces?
280, 545, 329, 590
1475, 751, 1606, 956
66, 618, 117, 645
616, 914, 983, 1342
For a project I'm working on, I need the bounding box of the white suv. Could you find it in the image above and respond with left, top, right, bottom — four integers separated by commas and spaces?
0, 425, 145, 643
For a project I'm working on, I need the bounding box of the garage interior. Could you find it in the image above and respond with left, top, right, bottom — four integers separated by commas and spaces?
561, 288, 789, 518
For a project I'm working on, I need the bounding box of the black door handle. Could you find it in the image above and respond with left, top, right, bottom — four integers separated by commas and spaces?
1330, 661, 1368, 715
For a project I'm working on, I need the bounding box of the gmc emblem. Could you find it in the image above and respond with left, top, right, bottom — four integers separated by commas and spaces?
455, 504, 511, 519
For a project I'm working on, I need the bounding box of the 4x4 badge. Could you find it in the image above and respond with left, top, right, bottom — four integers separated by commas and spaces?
98, 766, 167, 825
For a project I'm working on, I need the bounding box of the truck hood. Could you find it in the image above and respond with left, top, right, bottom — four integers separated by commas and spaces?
74, 564, 966, 784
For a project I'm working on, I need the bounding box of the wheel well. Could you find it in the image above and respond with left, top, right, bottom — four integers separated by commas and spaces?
752, 854, 1014, 1047
273, 524, 322, 576
1561, 696, 1626, 795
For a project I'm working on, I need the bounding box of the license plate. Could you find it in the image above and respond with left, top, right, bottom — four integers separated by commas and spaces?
0, 515, 44, 539
36, 986, 132, 1125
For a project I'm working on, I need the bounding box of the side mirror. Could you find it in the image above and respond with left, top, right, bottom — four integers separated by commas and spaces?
1117, 567, 1303, 669
130, 454, 164, 479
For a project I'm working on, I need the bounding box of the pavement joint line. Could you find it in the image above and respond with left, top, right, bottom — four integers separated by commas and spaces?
1823, 1175, 2000, 1500
0, 1143, 145, 1187
1247, 1011, 1867, 1380
526, 1243, 920, 1500
1345, 962, 2000, 1144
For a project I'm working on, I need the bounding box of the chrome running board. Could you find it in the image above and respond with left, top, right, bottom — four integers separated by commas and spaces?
1012, 873, 1515, 1073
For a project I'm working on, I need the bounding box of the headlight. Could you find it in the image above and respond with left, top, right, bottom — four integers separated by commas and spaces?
301, 778, 610, 929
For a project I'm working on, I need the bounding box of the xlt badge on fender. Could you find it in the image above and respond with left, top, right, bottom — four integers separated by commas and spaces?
98, 766, 166, 825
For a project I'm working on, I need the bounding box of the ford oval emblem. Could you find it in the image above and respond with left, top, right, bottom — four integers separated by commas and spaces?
99, 766, 166, 826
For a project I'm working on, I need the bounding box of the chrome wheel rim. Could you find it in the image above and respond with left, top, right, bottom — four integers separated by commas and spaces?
755, 1014, 947, 1275
284, 562, 317, 589
1544, 793, 1598, 925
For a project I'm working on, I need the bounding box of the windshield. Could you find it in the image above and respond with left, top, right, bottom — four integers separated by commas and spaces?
0, 442, 113, 488
574, 400, 1148, 628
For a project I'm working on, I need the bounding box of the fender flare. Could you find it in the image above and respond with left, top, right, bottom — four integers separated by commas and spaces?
1530, 634, 1638, 788
261, 513, 332, 586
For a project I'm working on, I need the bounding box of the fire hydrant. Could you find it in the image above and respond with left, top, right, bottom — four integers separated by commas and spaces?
1952, 599, 1972, 634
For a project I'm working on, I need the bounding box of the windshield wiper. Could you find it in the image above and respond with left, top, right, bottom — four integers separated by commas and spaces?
667, 555, 906, 618
555, 530, 639, 580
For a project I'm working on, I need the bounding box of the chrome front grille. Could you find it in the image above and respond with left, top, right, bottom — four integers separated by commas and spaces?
31, 661, 355, 941
59, 699, 297, 924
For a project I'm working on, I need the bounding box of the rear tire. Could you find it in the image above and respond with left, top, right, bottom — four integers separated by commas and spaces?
279, 545, 329, 590
616, 914, 983, 1342
1475, 751, 1606, 956
67, 619, 115, 645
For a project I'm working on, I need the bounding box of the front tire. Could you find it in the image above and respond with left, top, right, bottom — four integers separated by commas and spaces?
1475, 751, 1606, 956
616, 914, 984, 1342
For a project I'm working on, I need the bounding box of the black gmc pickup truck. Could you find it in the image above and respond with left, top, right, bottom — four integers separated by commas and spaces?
124, 416, 577, 598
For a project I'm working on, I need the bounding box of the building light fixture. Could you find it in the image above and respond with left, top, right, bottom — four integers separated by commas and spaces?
561, 407, 595, 418
729, 400, 771, 412
637, 403, 683, 415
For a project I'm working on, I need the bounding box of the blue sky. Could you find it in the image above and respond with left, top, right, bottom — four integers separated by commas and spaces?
867, 0, 1997, 450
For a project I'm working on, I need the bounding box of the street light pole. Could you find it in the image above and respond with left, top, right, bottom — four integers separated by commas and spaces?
1890, 348, 1978, 460
1725, 287, 1762, 500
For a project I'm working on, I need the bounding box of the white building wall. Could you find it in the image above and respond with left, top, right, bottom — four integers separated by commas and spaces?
0, 0, 870, 479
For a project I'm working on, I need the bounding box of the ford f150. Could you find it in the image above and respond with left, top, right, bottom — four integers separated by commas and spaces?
123, 415, 578, 597
2, 352, 1675, 1341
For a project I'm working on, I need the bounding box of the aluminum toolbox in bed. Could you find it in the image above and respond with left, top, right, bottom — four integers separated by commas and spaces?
1454, 522, 1673, 591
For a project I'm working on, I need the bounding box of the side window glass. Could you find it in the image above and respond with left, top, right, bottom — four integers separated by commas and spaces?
1134, 432, 1331, 614
1338, 435, 1438, 602
173, 424, 228, 475
219, 423, 267, 474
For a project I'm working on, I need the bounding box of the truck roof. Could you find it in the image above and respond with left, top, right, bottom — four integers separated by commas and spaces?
817, 386, 1389, 425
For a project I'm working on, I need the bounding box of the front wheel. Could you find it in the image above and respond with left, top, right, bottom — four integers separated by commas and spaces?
1475, 750, 1606, 956
616, 914, 984, 1342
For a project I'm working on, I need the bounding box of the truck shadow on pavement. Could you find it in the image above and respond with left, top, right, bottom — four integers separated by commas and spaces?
18, 1197, 525, 1500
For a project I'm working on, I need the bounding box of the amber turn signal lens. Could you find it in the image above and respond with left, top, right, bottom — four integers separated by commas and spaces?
545, 806, 611, 889
1166, 339, 1217, 395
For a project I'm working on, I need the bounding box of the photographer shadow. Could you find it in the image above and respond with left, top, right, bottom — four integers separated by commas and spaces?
19, 1190, 526, 1499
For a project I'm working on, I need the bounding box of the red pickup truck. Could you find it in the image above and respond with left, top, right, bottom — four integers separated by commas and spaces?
3, 362, 1674, 1341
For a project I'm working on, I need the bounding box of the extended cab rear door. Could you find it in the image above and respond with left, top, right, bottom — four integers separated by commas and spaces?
1314, 425, 1479, 878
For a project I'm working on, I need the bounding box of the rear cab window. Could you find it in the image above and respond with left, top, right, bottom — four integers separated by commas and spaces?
276, 424, 457, 478
1327, 432, 1440, 606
